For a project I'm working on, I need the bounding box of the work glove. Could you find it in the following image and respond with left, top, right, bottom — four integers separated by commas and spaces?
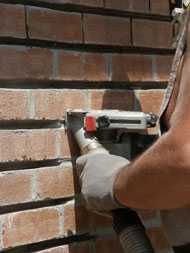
76, 152, 130, 212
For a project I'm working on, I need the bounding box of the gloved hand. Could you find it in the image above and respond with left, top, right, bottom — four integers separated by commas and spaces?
76, 152, 130, 212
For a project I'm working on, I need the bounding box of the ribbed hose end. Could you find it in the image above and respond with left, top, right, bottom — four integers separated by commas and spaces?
119, 225, 154, 253
113, 209, 154, 253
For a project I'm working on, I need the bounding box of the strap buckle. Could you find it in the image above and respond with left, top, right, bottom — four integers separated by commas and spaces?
183, 0, 190, 9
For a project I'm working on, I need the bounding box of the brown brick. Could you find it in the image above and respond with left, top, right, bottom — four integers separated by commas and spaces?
90, 90, 135, 110
0, 130, 57, 162
138, 90, 164, 114
67, 243, 91, 253
59, 129, 80, 158
0, 90, 28, 120
105, 0, 130, 10
133, 19, 173, 48
33, 89, 85, 120
129, 0, 150, 12
0, 89, 86, 121
58, 51, 84, 80
89, 211, 112, 230
37, 242, 91, 253
0, 46, 53, 81
75, 0, 103, 6
27, 6, 82, 43
66, 0, 103, 6
0, 163, 77, 206
61, 90, 86, 111
155, 55, 173, 81
63, 201, 112, 235
59, 130, 70, 158
0, 3, 26, 38
112, 54, 153, 81
0, 171, 32, 206
94, 235, 123, 253
63, 203, 90, 235
150, 0, 170, 15
2, 207, 60, 248
84, 53, 108, 80
84, 14, 131, 46
36, 165, 75, 199
58, 51, 108, 81
35, 0, 103, 7
105, 0, 149, 12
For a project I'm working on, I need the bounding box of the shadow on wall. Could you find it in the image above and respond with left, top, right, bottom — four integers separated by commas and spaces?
92, 89, 139, 111
66, 90, 149, 252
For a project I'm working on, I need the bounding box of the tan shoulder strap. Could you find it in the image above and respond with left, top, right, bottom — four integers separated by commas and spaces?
159, 11, 190, 120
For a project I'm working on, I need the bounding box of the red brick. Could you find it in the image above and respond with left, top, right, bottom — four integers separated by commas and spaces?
112, 54, 153, 81
58, 51, 83, 80
37, 242, 91, 253
36, 165, 75, 199
0, 90, 28, 120
0, 89, 86, 121
105, 0, 130, 10
84, 14, 131, 46
138, 90, 164, 114
59, 129, 80, 158
0, 3, 26, 38
150, 0, 170, 15
58, 130, 70, 158
84, 53, 108, 80
0, 46, 53, 81
94, 235, 123, 253
0, 130, 57, 162
89, 211, 112, 230
63, 203, 90, 235
0, 163, 78, 206
129, 0, 150, 12
70, 0, 103, 6
63, 201, 112, 235
33, 89, 85, 120
105, 0, 149, 12
155, 55, 173, 81
2, 207, 60, 248
90, 90, 135, 110
133, 20, 173, 48
58, 51, 108, 81
0, 171, 32, 206
35, 0, 103, 7
61, 90, 85, 111
27, 7, 82, 43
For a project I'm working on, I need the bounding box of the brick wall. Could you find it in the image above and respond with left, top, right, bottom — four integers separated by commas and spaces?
0, 1, 174, 252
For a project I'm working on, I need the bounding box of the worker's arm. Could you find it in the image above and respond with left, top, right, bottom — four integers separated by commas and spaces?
114, 29, 190, 210
77, 22, 190, 212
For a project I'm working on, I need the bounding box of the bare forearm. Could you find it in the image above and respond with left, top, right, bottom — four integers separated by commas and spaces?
114, 129, 190, 210
114, 32, 190, 210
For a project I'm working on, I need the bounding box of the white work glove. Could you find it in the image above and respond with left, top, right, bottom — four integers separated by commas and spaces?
76, 153, 130, 212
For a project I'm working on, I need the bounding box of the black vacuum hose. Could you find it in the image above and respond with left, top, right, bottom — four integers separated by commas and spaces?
113, 209, 154, 253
